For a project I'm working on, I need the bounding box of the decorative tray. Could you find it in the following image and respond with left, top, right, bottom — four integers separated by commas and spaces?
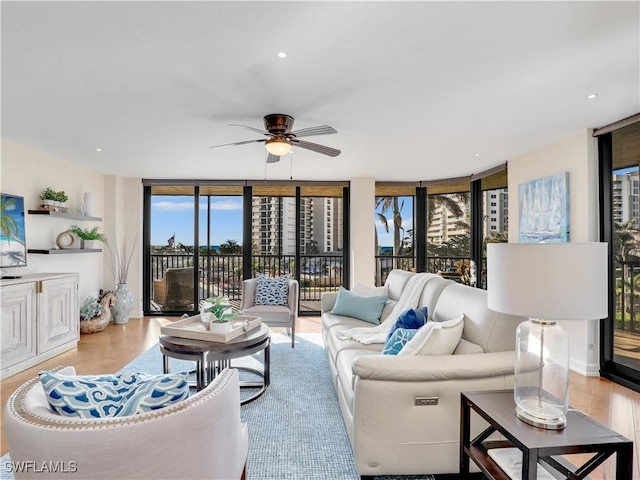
161, 315, 261, 343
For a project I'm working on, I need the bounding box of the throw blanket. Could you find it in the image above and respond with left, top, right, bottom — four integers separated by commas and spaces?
336, 273, 432, 344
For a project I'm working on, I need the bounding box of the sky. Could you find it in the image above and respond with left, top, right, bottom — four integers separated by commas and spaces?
151, 195, 414, 248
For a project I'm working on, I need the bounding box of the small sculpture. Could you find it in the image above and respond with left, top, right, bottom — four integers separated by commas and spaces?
79, 292, 116, 334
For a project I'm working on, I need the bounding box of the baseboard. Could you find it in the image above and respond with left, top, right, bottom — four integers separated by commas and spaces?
570, 358, 599, 377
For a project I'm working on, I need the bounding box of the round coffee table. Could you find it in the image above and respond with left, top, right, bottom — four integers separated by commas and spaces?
159, 323, 270, 404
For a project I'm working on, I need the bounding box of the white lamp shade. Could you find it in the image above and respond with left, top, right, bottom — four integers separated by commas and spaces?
487, 242, 608, 320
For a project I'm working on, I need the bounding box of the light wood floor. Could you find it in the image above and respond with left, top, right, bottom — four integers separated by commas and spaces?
1, 316, 638, 479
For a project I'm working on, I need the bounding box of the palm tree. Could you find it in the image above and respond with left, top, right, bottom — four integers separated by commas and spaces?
614, 221, 640, 330
375, 196, 405, 256
219, 239, 241, 255
0, 196, 25, 247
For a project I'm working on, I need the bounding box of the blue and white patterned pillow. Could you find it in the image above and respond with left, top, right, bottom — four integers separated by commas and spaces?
382, 328, 418, 355
39, 371, 189, 418
254, 273, 290, 305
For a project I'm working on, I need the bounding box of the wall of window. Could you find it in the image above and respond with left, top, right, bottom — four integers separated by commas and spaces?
374, 184, 417, 285
599, 117, 640, 391
142, 181, 348, 316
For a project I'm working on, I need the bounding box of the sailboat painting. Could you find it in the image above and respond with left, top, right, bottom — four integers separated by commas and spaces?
518, 172, 569, 243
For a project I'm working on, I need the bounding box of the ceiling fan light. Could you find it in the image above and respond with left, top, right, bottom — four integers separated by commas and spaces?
265, 138, 292, 156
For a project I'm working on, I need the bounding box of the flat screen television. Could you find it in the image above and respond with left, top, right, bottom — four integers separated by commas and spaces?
1, 193, 27, 273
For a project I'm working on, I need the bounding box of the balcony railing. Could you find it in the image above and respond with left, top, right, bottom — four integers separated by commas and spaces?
150, 253, 343, 314
149, 252, 487, 314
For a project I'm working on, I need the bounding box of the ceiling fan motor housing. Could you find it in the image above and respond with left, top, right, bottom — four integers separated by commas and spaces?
264, 114, 295, 134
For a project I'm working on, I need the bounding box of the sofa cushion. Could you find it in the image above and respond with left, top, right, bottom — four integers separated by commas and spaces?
255, 273, 290, 305
39, 371, 189, 418
399, 314, 464, 356
382, 328, 418, 355
385, 307, 429, 342
353, 283, 389, 296
453, 338, 485, 355
332, 287, 388, 324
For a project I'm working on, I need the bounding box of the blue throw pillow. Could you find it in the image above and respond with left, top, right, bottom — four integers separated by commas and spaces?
382, 328, 418, 355
385, 307, 429, 342
331, 287, 388, 324
39, 371, 189, 418
255, 273, 290, 305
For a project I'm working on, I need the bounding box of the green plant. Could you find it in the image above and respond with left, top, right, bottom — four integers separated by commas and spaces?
80, 296, 104, 320
200, 296, 236, 323
69, 225, 107, 242
54, 190, 69, 203
39, 187, 57, 201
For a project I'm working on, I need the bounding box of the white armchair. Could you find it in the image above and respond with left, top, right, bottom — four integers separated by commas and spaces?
241, 278, 299, 348
3, 367, 248, 479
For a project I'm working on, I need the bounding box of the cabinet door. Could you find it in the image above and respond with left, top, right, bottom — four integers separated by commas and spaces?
39, 276, 79, 353
1, 282, 37, 369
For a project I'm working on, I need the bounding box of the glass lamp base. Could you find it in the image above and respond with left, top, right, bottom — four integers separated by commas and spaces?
516, 400, 567, 430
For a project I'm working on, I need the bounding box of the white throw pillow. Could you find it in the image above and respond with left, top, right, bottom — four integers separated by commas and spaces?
398, 314, 465, 356
353, 283, 389, 297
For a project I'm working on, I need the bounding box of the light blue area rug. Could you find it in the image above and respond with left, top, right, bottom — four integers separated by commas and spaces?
1, 333, 435, 480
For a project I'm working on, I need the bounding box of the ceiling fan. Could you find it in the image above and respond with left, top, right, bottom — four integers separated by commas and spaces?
209, 114, 340, 163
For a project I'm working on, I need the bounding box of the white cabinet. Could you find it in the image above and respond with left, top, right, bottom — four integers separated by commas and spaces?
1, 273, 79, 379
1, 282, 37, 370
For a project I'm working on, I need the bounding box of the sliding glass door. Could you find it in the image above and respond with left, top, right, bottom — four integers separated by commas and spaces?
600, 120, 640, 390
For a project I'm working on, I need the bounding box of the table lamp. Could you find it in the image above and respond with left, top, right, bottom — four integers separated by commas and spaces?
487, 242, 608, 430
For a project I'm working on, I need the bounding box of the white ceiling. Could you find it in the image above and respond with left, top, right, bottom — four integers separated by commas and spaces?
2, 1, 639, 182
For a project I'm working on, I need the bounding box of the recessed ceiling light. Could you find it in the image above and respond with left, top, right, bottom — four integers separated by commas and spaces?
96, 148, 102, 152
587, 93, 598, 99
474, 153, 480, 157
277, 51, 287, 59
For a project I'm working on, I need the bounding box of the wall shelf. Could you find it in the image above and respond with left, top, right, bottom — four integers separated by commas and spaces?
28, 210, 102, 221
27, 249, 102, 254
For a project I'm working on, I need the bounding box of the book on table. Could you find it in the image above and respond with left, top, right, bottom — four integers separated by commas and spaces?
487, 448, 556, 480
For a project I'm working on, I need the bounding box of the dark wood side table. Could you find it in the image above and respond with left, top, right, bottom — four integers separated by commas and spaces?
460, 390, 633, 480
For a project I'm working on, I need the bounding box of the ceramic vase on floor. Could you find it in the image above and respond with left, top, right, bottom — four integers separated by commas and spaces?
112, 283, 134, 324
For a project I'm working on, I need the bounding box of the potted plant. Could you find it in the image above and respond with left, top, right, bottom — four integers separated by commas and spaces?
39, 187, 57, 211
200, 296, 236, 333
79, 292, 116, 334
69, 225, 107, 249
54, 190, 69, 213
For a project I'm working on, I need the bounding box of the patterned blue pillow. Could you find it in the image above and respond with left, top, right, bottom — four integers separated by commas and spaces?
39, 371, 189, 418
385, 307, 429, 342
255, 273, 290, 305
382, 328, 418, 355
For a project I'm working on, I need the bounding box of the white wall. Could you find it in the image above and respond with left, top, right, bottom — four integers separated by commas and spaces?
349, 177, 376, 287
1, 139, 106, 302
114, 177, 143, 319
507, 130, 601, 376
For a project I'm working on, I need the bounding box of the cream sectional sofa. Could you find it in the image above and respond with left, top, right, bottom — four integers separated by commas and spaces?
321, 269, 525, 478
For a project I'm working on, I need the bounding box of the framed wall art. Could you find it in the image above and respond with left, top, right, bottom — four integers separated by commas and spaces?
518, 172, 569, 243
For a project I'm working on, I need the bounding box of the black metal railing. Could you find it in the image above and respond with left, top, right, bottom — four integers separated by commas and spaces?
150, 252, 488, 314
150, 253, 343, 314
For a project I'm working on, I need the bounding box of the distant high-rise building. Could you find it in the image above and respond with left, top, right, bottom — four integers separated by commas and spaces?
613, 170, 640, 225
427, 196, 471, 244
483, 189, 509, 237
251, 196, 343, 255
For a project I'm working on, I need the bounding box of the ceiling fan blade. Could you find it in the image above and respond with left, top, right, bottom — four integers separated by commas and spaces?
266, 153, 280, 164
229, 124, 268, 135
292, 139, 341, 157
209, 139, 266, 149
291, 125, 337, 138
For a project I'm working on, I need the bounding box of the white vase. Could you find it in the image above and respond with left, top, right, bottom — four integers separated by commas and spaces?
83, 192, 94, 216
209, 321, 231, 334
